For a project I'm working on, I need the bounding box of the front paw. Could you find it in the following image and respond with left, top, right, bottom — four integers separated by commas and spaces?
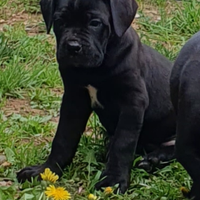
95, 171, 129, 194
17, 164, 61, 183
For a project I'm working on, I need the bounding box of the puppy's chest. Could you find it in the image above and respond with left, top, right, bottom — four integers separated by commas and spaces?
85, 83, 132, 109
86, 85, 103, 109
85, 84, 118, 111
86, 84, 119, 134
86, 85, 104, 109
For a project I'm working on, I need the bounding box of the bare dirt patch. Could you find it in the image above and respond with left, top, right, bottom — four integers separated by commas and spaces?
0, 9, 45, 36
51, 88, 63, 96
0, 11, 40, 25
3, 98, 46, 117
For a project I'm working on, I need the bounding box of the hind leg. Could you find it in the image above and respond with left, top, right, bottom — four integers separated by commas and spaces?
176, 131, 200, 200
176, 116, 200, 200
136, 115, 176, 172
175, 62, 200, 200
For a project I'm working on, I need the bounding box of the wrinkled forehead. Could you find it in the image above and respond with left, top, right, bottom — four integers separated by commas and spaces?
56, 0, 110, 18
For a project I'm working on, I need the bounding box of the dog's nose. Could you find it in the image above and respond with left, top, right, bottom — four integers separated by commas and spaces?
66, 40, 82, 53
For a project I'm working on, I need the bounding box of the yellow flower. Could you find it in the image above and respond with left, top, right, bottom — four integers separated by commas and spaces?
88, 193, 97, 200
45, 185, 71, 200
40, 168, 59, 183
104, 187, 113, 195
180, 187, 190, 197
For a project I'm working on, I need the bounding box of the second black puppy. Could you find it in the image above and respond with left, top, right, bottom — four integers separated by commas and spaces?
170, 31, 200, 200
17, 0, 176, 193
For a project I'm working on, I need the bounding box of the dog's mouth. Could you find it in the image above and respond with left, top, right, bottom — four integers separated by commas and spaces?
57, 50, 104, 68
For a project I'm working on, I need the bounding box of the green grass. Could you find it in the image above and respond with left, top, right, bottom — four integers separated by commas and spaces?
0, 0, 200, 199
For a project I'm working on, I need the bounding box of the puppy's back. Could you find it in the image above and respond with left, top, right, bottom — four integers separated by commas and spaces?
170, 31, 200, 113
175, 31, 200, 66
170, 31, 200, 200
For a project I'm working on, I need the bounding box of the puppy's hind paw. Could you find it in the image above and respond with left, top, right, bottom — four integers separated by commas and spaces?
136, 146, 175, 172
136, 159, 153, 172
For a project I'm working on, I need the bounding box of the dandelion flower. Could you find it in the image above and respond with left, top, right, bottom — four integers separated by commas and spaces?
88, 193, 97, 200
104, 187, 113, 195
40, 168, 59, 183
180, 187, 190, 197
45, 185, 71, 200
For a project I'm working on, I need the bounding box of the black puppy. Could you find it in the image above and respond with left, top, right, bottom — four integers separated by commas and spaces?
17, 0, 176, 193
170, 31, 200, 200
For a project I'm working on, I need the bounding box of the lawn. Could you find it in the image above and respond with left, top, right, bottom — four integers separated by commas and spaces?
0, 0, 199, 199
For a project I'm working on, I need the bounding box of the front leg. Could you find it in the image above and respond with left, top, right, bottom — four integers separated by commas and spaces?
17, 87, 92, 182
96, 98, 147, 193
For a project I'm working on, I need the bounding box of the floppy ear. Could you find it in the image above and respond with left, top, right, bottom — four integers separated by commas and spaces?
110, 0, 138, 37
40, 0, 55, 34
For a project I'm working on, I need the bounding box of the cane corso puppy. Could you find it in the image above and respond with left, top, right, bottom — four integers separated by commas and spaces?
17, 0, 176, 193
170, 31, 200, 200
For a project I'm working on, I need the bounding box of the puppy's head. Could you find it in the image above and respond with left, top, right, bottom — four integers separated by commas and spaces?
40, 0, 138, 68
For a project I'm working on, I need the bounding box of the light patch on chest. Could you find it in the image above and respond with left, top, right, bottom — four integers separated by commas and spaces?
161, 139, 176, 147
86, 85, 103, 109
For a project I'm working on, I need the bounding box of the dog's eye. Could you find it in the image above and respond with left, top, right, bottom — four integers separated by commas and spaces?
89, 19, 102, 28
